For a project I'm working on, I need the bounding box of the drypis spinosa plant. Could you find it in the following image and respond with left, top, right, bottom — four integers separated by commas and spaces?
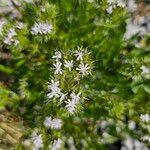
0, 0, 150, 149
46, 47, 92, 115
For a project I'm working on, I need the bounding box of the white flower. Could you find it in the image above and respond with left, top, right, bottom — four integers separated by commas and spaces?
107, 0, 114, 5
47, 91, 60, 99
117, 0, 125, 7
49, 139, 62, 150
106, 6, 113, 14
22, 139, 32, 148
7, 28, 17, 38
44, 117, 62, 129
106, 0, 125, 14
44, 117, 52, 128
128, 120, 136, 130
140, 114, 150, 123
141, 135, 150, 143
50, 118, 62, 129
53, 61, 63, 75
3, 28, 18, 45
52, 51, 62, 60
31, 22, 53, 35
74, 50, 84, 61
31, 132, 43, 150
48, 80, 59, 91
140, 65, 150, 75
3, 37, 12, 45
64, 60, 73, 71
76, 62, 90, 76
47, 80, 61, 99
70, 92, 81, 103
65, 99, 76, 115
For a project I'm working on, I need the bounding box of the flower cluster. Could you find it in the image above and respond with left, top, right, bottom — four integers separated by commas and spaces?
52, 47, 91, 77
3, 28, 19, 46
47, 47, 92, 115
106, 0, 125, 14
44, 116, 62, 129
31, 22, 53, 35
2, 21, 26, 46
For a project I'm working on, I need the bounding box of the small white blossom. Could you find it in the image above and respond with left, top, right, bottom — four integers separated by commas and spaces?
3, 28, 18, 45
140, 65, 150, 75
47, 80, 61, 99
64, 60, 73, 71
53, 61, 63, 74
65, 99, 76, 115
50, 118, 62, 129
117, 0, 125, 7
48, 80, 59, 91
44, 117, 62, 129
141, 135, 150, 143
74, 48, 84, 61
52, 51, 62, 60
106, 5, 113, 14
128, 120, 136, 130
65, 92, 81, 114
70, 92, 81, 103
47, 91, 60, 99
49, 139, 62, 150
31, 22, 53, 35
3, 37, 12, 45
140, 114, 150, 123
107, 0, 114, 5
44, 117, 52, 128
31, 132, 43, 150
22, 139, 32, 148
106, 0, 125, 14
76, 62, 90, 76
7, 28, 17, 37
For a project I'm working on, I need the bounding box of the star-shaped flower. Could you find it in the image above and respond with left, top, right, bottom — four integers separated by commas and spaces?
64, 60, 73, 71
76, 63, 90, 76
53, 61, 63, 75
